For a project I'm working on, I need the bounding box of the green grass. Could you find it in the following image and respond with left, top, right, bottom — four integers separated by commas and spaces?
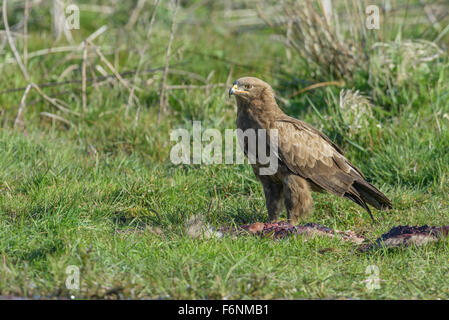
0, 0, 449, 299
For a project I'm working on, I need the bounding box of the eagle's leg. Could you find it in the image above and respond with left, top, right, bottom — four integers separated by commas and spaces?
258, 175, 284, 222
282, 174, 313, 225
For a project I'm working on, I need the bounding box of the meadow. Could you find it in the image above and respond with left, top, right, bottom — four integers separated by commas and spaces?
0, 0, 449, 299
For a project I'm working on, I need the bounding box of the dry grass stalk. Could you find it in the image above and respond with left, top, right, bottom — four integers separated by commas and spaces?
372, 40, 443, 64
286, 0, 363, 79
158, 0, 179, 124
0, 66, 167, 95
126, 0, 147, 30
88, 40, 130, 90
88, 39, 143, 111
46, 25, 108, 80
2, 46, 78, 65
371, 40, 443, 83
146, 0, 161, 39
130, 0, 161, 121
3, 0, 79, 119
40, 111, 72, 127
31, 83, 80, 116
82, 41, 88, 112
339, 89, 375, 137
3, 0, 31, 81
289, 80, 345, 98
0, 25, 108, 67
420, 0, 441, 30
259, 0, 370, 80
126, 50, 145, 117
14, 83, 32, 129
165, 83, 226, 90
225, 66, 233, 88
168, 69, 207, 83
23, 0, 29, 67
57, 64, 78, 82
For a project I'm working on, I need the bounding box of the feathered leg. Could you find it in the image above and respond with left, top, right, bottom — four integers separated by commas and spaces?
282, 174, 313, 224
258, 175, 284, 222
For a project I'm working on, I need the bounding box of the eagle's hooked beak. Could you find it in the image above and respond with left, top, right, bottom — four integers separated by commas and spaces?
229, 83, 249, 97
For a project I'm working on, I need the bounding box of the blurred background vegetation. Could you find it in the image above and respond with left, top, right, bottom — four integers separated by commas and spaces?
0, 0, 448, 175
0, 0, 449, 299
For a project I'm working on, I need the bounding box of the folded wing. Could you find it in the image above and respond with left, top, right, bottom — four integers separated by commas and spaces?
272, 117, 392, 215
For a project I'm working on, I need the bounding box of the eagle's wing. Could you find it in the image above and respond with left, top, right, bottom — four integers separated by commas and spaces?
272, 117, 391, 213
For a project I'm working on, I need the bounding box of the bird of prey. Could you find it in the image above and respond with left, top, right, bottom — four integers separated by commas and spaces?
229, 77, 392, 224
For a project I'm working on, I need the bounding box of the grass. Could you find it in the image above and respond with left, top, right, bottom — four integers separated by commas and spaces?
0, 0, 449, 299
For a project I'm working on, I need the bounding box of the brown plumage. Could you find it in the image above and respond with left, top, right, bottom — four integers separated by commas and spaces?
229, 76, 392, 224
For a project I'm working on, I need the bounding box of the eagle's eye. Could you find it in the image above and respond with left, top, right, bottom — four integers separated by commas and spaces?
244, 84, 252, 90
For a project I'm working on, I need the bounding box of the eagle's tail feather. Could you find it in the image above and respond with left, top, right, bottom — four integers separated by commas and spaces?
353, 181, 393, 210
344, 180, 392, 222
353, 180, 392, 211
344, 186, 374, 222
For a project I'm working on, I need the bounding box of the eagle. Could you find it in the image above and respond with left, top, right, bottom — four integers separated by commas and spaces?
229, 77, 392, 224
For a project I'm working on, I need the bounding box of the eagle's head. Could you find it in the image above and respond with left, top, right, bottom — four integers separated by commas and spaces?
229, 77, 275, 104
